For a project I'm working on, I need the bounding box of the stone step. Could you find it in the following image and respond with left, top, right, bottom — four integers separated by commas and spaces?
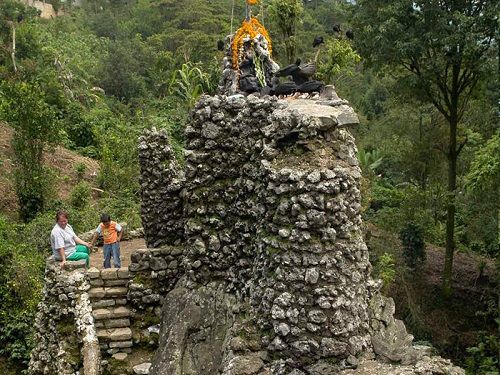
91, 298, 128, 308
96, 327, 132, 342
92, 306, 131, 321
95, 318, 130, 329
89, 287, 127, 299
88, 267, 131, 279
90, 278, 129, 287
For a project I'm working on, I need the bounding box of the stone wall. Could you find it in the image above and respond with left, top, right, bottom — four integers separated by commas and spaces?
139, 93, 374, 372
127, 246, 185, 311
138, 131, 185, 248
138, 92, 465, 374
28, 260, 100, 375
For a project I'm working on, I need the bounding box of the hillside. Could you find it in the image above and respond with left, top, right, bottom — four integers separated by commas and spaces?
0, 122, 100, 218
366, 223, 498, 363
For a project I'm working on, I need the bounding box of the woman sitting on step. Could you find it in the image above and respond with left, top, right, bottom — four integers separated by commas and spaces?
50, 210, 92, 268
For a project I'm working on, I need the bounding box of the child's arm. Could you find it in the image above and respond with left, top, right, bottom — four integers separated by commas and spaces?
90, 231, 99, 247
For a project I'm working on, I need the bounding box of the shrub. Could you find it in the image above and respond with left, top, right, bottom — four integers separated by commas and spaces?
465, 334, 499, 375
374, 252, 396, 290
74, 162, 87, 182
399, 223, 426, 269
69, 182, 91, 208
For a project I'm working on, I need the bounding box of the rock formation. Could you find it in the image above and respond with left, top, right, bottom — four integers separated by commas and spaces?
138, 92, 464, 374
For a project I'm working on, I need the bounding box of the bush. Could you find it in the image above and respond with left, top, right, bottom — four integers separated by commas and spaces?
465, 334, 499, 375
69, 182, 91, 208
0, 215, 44, 370
74, 162, 87, 182
374, 252, 396, 290
399, 222, 426, 269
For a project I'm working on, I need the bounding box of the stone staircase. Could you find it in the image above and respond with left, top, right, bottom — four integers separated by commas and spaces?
88, 267, 134, 361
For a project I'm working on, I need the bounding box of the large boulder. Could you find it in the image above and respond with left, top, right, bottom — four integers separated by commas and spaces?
150, 279, 237, 375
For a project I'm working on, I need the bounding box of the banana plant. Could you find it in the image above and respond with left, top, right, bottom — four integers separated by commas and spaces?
358, 148, 384, 173
168, 62, 212, 107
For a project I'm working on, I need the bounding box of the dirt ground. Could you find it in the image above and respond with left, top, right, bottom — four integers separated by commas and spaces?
89, 237, 147, 269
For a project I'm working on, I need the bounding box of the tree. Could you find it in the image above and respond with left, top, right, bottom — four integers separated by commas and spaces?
268, 0, 303, 63
0, 80, 59, 221
353, 0, 499, 297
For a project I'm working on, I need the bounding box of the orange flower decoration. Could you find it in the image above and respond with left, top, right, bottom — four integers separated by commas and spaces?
247, 0, 259, 4
231, 17, 272, 69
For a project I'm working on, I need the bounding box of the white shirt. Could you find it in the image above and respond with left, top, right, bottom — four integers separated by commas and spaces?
50, 223, 77, 259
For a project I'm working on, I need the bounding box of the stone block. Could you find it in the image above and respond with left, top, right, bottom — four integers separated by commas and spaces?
96, 329, 110, 339
109, 341, 133, 349
115, 298, 128, 305
89, 288, 106, 299
104, 279, 128, 287
105, 287, 127, 297
104, 318, 130, 329
93, 308, 112, 320
113, 306, 131, 318
112, 352, 128, 361
90, 278, 104, 287
133, 363, 152, 375
117, 267, 130, 278
64, 260, 87, 270
101, 269, 118, 280
110, 328, 132, 341
92, 299, 115, 308
87, 267, 100, 279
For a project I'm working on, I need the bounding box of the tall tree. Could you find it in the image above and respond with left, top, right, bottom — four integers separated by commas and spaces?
268, 0, 303, 63
0, 80, 59, 221
353, 0, 499, 297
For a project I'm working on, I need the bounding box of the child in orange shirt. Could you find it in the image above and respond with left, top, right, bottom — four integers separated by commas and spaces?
90, 213, 123, 268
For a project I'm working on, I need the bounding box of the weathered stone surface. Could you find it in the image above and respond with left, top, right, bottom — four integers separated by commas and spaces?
133, 362, 152, 375
93, 308, 112, 321
222, 354, 264, 375
117, 267, 130, 278
88, 267, 100, 279
89, 287, 106, 299
92, 299, 115, 308
133, 94, 461, 374
90, 278, 104, 287
104, 278, 128, 287
113, 306, 131, 318
28, 262, 101, 375
110, 328, 132, 341
150, 280, 235, 375
104, 318, 130, 329
109, 341, 133, 348
105, 287, 127, 297
101, 269, 118, 280
339, 357, 465, 375
112, 352, 128, 361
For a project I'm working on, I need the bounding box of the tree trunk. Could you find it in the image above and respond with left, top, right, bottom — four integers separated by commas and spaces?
442, 113, 458, 298
11, 25, 17, 72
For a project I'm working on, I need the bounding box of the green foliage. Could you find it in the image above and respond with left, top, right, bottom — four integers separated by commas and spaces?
465, 334, 499, 375
399, 223, 426, 269
69, 182, 92, 208
358, 148, 383, 174
168, 62, 212, 107
465, 134, 500, 194
374, 252, 396, 290
0, 80, 60, 221
0, 214, 44, 369
316, 38, 360, 84
74, 162, 87, 182
268, 0, 303, 63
